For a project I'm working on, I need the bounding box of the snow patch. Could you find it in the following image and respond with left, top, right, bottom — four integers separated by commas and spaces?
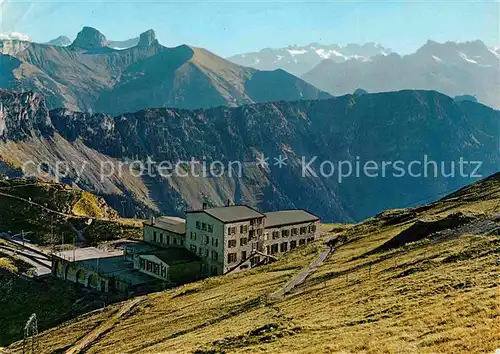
287, 49, 308, 56
315, 49, 344, 59
0, 32, 30, 41
459, 52, 479, 64
432, 55, 443, 62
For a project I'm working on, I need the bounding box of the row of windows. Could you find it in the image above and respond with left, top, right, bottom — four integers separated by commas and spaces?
190, 244, 219, 261
227, 237, 249, 248
190, 232, 219, 247
195, 221, 214, 233
153, 231, 184, 246
266, 237, 314, 255
140, 258, 167, 278
266, 225, 316, 240
226, 219, 263, 235
227, 250, 249, 264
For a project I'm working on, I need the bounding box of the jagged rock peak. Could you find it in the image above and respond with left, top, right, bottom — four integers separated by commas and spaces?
138, 29, 158, 47
71, 26, 108, 50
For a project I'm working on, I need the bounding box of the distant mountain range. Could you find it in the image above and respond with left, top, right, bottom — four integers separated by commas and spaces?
44, 35, 140, 49
228, 43, 392, 76
1, 88, 497, 221
0, 27, 328, 115
229, 40, 500, 109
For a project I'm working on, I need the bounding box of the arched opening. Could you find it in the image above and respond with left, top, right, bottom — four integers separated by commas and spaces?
88, 273, 99, 288
65, 264, 76, 280
76, 269, 86, 285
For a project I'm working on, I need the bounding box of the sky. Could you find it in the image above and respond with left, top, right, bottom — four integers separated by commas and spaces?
0, 0, 499, 57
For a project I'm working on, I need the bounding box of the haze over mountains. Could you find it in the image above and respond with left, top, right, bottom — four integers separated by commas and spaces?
0, 27, 328, 115
1, 89, 497, 222
231, 40, 500, 109
228, 42, 392, 76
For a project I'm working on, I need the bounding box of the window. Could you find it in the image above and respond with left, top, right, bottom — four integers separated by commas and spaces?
205, 235, 210, 244
272, 231, 280, 239
190, 232, 197, 240
190, 245, 197, 253
240, 225, 248, 233
140, 258, 145, 269
198, 247, 203, 255
309, 225, 317, 232
212, 251, 219, 261
251, 256, 260, 266
282, 229, 289, 237
180, 240, 184, 246
161, 265, 167, 278
291, 228, 298, 236
299, 238, 306, 245
250, 219, 255, 226
266, 245, 271, 254
227, 227, 236, 235
280, 243, 288, 252
271, 244, 279, 254
202, 222, 207, 231
300, 227, 307, 235
264, 232, 269, 240
196, 221, 201, 229
228, 239, 237, 248
256, 218, 262, 225
211, 266, 218, 275
257, 229, 263, 236
241, 251, 247, 260
166, 235, 170, 245
154, 263, 160, 275
228, 253, 237, 263
208, 224, 213, 233
173, 238, 178, 245
153, 231, 157, 242
290, 241, 297, 250
159, 233, 163, 243
212, 238, 219, 247
240, 237, 248, 246
249, 230, 256, 238
204, 249, 209, 258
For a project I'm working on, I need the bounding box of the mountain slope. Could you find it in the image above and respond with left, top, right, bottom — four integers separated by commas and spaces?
6, 173, 499, 353
303, 40, 500, 109
228, 42, 391, 76
0, 27, 329, 115
0, 89, 498, 222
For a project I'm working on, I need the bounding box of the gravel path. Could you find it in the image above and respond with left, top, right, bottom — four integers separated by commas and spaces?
270, 234, 336, 301
64, 298, 142, 354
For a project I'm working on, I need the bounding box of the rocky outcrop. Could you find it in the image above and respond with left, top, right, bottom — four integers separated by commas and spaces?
70, 27, 108, 50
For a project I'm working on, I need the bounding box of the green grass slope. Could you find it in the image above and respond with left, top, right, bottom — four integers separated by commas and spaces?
5, 173, 498, 354
0, 178, 142, 245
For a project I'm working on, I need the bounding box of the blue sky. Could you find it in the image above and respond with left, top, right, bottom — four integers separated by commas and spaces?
1, 0, 498, 57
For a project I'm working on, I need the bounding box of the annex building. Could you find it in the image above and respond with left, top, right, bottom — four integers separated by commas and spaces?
52, 205, 320, 292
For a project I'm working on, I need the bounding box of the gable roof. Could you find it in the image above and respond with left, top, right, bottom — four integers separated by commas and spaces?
143, 216, 186, 235
264, 210, 320, 229
187, 205, 265, 223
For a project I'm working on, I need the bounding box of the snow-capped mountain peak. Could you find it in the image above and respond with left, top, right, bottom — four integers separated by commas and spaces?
228, 42, 392, 76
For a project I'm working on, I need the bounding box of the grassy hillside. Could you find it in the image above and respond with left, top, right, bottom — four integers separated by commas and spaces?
0, 178, 142, 245
6, 173, 498, 353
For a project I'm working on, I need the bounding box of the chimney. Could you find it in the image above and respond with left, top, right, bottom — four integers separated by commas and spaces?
226, 199, 231, 207
202, 203, 207, 210
151, 216, 155, 225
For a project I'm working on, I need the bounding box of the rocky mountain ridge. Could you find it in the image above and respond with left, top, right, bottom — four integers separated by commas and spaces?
0, 89, 497, 222
0, 27, 329, 115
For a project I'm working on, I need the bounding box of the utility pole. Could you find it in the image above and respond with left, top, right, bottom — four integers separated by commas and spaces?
22, 313, 39, 354
73, 235, 76, 262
